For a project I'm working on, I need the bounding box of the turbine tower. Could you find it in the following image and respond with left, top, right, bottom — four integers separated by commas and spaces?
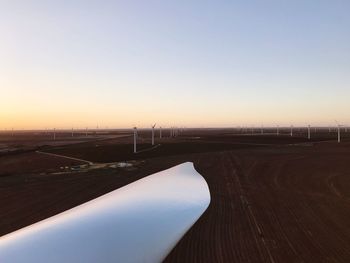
53, 128, 56, 141
308, 125, 311, 140
133, 127, 137, 153
151, 124, 156, 145
337, 124, 341, 143
159, 126, 162, 139
290, 125, 293, 137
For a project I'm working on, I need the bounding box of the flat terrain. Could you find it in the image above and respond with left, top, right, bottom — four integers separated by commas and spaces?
165, 143, 350, 263
1, 129, 350, 262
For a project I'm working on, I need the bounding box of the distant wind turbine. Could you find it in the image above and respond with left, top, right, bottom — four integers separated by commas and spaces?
335, 120, 342, 143
308, 125, 311, 140
151, 124, 156, 145
290, 125, 293, 137
133, 127, 137, 153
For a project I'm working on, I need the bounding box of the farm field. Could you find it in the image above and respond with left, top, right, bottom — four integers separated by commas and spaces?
1, 129, 350, 262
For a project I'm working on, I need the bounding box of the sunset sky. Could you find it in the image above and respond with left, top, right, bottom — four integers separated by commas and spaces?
1, 1, 350, 129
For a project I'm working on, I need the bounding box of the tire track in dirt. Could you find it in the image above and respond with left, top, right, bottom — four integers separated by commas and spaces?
165, 151, 274, 263
166, 149, 350, 262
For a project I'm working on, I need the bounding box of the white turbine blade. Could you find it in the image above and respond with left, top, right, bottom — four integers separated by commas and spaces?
0, 163, 210, 263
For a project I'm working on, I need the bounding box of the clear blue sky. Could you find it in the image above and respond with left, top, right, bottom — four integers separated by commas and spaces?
1, 0, 349, 129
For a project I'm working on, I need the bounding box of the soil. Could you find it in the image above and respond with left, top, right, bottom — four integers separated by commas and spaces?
1, 129, 350, 262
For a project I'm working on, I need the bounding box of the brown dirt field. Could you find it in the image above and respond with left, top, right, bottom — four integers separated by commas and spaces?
0, 131, 132, 154
1, 131, 350, 262
165, 143, 350, 263
0, 152, 84, 176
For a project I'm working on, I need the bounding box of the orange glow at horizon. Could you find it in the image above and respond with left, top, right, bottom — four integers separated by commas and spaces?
1, 1, 350, 130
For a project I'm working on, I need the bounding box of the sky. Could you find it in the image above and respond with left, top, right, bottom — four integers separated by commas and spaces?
1, 0, 350, 129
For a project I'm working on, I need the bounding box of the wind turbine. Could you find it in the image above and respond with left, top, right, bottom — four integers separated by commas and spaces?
71, 128, 74, 137
151, 124, 156, 145
308, 125, 311, 140
133, 127, 137, 153
159, 126, 162, 139
335, 120, 342, 143
53, 128, 56, 141
290, 125, 293, 137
